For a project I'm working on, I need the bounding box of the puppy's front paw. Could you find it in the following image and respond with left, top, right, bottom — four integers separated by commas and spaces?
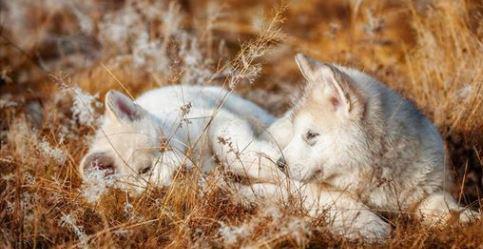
357, 219, 391, 242
331, 211, 391, 242
458, 209, 480, 224
233, 184, 259, 205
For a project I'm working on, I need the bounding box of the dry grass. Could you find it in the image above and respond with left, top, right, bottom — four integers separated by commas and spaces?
0, 0, 482, 248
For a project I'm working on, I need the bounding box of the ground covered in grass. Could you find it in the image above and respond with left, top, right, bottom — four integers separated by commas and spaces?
0, 0, 482, 248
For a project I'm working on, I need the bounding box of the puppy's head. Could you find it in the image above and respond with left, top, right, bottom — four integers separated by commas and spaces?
281, 54, 371, 183
79, 90, 179, 192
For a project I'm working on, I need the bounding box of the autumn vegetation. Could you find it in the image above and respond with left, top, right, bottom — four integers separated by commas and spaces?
0, 0, 482, 248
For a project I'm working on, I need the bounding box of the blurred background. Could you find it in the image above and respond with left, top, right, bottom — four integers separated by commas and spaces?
0, 0, 482, 247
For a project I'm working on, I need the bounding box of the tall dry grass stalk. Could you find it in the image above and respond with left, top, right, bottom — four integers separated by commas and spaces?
0, 0, 481, 248
404, 1, 482, 133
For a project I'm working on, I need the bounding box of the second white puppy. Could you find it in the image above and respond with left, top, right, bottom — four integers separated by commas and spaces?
241, 53, 479, 241
79, 85, 285, 193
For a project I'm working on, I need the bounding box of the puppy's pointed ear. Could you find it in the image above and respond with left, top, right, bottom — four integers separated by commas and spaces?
295, 53, 321, 82
105, 90, 145, 122
296, 54, 365, 117
320, 65, 366, 117
79, 151, 116, 178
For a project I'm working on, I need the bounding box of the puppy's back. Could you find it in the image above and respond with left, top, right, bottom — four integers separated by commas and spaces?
340, 66, 448, 192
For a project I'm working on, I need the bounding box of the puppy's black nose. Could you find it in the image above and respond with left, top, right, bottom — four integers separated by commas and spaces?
276, 158, 287, 171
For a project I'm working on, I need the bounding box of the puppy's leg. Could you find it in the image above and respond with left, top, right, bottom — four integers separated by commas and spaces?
416, 191, 480, 225
236, 182, 391, 242
305, 189, 391, 242
209, 113, 286, 183
260, 111, 293, 149
235, 183, 291, 204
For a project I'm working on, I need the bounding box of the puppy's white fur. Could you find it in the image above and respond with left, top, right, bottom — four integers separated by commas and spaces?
80, 55, 479, 241
245, 54, 480, 241
80, 85, 285, 193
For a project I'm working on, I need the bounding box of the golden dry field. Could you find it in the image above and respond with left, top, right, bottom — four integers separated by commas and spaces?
0, 0, 482, 248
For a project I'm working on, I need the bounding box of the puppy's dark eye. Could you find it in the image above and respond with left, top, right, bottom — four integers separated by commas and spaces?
305, 130, 319, 141
139, 165, 152, 175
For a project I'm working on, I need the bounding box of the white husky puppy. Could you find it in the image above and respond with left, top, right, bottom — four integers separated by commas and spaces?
241, 54, 480, 241
79, 85, 285, 193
